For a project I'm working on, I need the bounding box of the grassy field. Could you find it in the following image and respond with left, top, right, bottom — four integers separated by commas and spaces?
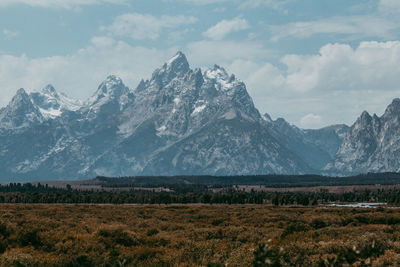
0, 205, 400, 266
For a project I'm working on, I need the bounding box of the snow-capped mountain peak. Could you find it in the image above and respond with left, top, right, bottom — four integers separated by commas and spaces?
30, 85, 82, 119
87, 75, 130, 104
41, 84, 58, 97
84, 75, 134, 118
0, 52, 358, 179
164, 51, 189, 72
0, 88, 43, 128
150, 52, 190, 88
204, 65, 242, 94
205, 65, 229, 81
96, 75, 128, 96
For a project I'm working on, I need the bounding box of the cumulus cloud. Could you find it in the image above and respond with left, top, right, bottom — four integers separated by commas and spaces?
203, 17, 250, 40
0, 37, 177, 107
269, 15, 398, 42
228, 59, 284, 95
102, 13, 197, 40
223, 41, 400, 128
2, 38, 400, 129
282, 41, 400, 93
179, 0, 289, 11
2, 29, 18, 40
0, 0, 126, 9
187, 40, 271, 66
300, 114, 323, 129
379, 0, 400, 14
238, 0, 290, 12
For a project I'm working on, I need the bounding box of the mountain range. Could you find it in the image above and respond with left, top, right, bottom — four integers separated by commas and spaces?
0, 52, 398, 180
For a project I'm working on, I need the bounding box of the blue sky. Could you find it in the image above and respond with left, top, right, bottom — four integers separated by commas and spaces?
1, 0, 400, 128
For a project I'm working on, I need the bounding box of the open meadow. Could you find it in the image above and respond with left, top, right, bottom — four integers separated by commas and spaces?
0, 205, 400, 266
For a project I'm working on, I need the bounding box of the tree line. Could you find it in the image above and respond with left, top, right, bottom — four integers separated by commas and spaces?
0, 183, 400, 205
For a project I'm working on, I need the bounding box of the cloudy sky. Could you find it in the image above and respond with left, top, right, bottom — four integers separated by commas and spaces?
1, 0, 400, 128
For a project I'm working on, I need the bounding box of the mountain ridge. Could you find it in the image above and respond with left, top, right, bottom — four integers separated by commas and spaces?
1, 52, 397, 180
326, 98, 400, 175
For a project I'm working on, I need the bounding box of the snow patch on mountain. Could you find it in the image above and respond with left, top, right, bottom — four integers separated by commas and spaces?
30, 84, 82, 119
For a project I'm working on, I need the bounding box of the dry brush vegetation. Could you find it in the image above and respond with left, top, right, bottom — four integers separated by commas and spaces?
0, 205, 399, 266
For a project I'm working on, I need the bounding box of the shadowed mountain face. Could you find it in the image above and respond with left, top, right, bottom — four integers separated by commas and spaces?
5, 52, 398, 180
264, 116, 348, 170
0, 52, 317, 180
326, 99, 400, 175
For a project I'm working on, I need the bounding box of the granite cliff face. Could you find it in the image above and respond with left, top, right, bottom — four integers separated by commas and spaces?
326, 99, 400, 175
5, 52, 400, 180
0, 52, 316, 180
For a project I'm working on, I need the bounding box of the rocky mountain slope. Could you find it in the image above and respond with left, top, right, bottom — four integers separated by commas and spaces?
264, 115, 348, 170
6, 52, 398, 180
1, 52, 340, 180
326, 99, 400, 175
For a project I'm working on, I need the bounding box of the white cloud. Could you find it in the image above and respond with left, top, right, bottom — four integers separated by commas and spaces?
379, 0, 400, 14
90, 36, 115, 47
2, 37, 400, 129
103, 13, 197, 40
180, 0, 289, 11
0, 37, 271, 109
186, 40, 271, 66
300, 113, 323, 129
239, 0, 290, 12
228, 59, 284, 95
269, 15, 398, 42
0, 37, 177, 107
203, 17, 250, 40
282, 41, 400, 93
0, 0, 125, 9
2, 29, 18, 40
222, 41, 400, 128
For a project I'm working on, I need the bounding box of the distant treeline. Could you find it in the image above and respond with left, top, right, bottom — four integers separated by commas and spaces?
95, 172, 400, 187
1, 182, 400, 205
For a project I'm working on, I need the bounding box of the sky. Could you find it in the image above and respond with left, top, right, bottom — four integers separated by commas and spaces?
1, 0, 400, 128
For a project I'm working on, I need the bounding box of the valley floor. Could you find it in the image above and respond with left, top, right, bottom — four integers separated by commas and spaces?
0, 205, 400, 266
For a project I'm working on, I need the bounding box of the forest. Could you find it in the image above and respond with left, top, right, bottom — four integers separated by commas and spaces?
1, 181, 400, 205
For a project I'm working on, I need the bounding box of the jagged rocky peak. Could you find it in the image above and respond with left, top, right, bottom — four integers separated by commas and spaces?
0, 88, 43, 128
151, 52, 191, 87
12, 88, 30, 105
352, 110, 382, 135
356, 110, 373, 126
165, 51, 189, 73
84, 75, 134, 117
8, 88, 39, 114
383, 98, 400, 117
262, 113, 273, 123
205, 65, 230, 84
87, 75, 130, 104
203, 64, 243, 95
32, 84, 62, 113
360, 110, 371, 119
41, 84, 58, 97
191, 68, 204, 87
30, 84, 82, 118
97, 75, 129, 96
205, 65, 229, 79
135, 79, 148, 92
